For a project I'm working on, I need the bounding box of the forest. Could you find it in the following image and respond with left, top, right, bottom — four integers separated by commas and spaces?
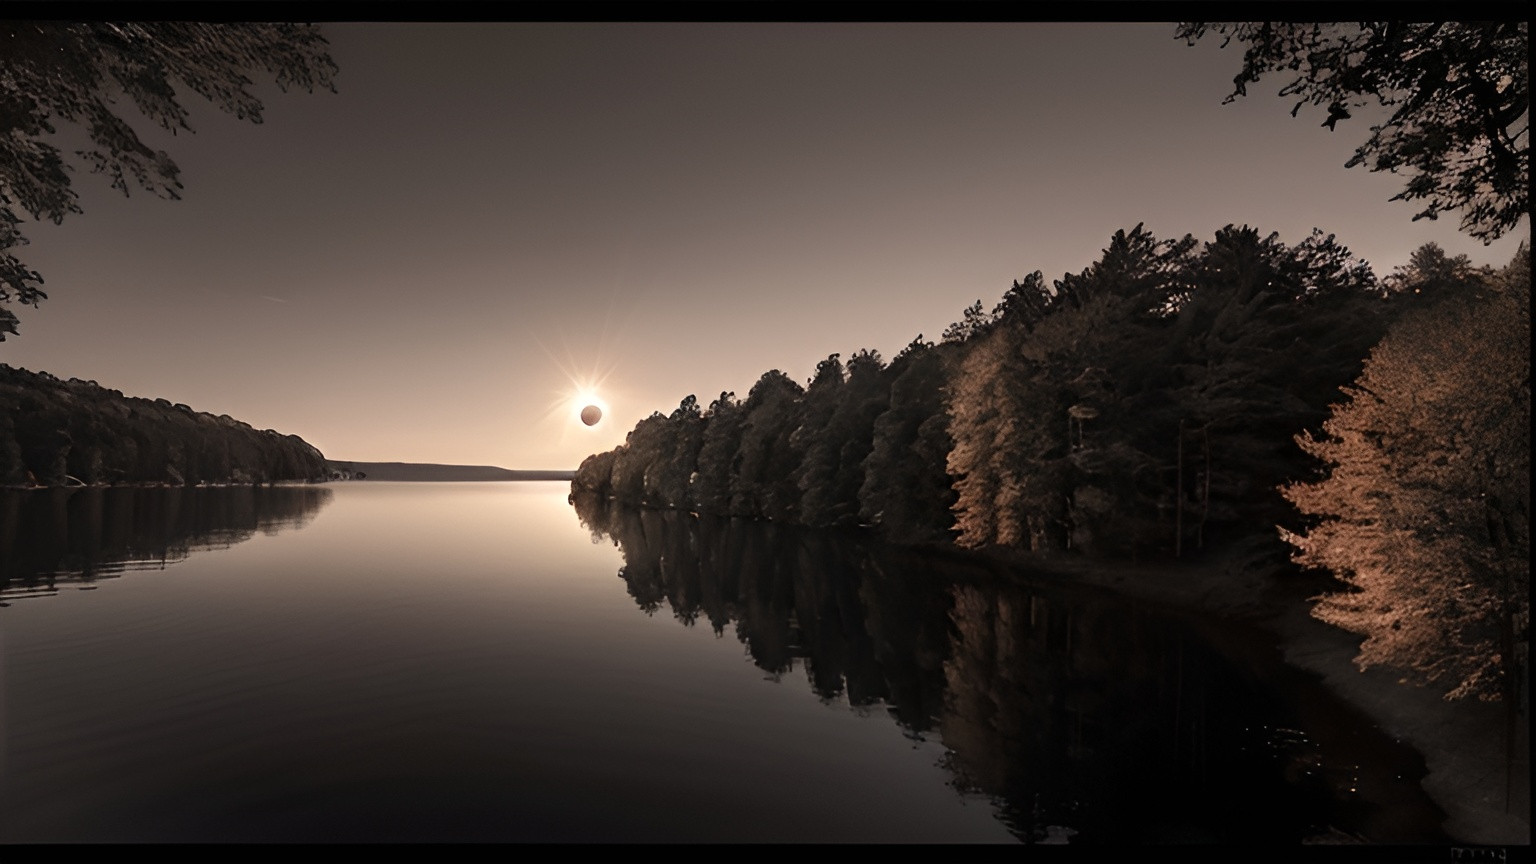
572, 226, 1530, 704
0, 364, 328, 487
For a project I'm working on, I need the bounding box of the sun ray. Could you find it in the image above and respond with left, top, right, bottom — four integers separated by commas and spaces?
526, 316, 622, 434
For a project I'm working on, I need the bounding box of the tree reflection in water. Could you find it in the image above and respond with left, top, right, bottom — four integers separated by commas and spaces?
0, 485, 332, 600
572, 491, 1449, 844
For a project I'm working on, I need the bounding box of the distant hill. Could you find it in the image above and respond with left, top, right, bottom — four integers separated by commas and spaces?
1, 364, 327, 487
325, 461, 574, 482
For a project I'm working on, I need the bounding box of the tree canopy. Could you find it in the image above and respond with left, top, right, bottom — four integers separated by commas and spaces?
1282, 246, 1530, 701
0, 22, 338, 338
1178, 21, 1529, 243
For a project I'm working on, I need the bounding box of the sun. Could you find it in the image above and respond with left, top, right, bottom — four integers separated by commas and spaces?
570, 388, 609, 429
530, 324, 621, 435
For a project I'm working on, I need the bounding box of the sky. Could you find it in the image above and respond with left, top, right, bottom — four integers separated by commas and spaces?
3, 21, 1528, 469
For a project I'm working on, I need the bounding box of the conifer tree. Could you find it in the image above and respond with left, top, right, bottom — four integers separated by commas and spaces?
798, 349, 887, 527
691, 392, 743, 514
651, 395, 705, 509
859, 337, 956, 543
730, 370, 805, 519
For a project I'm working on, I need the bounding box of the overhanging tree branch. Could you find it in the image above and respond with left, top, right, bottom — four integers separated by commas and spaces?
1179, 21, 1530, 244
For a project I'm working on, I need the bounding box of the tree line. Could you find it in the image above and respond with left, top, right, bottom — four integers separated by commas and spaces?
1, 364, 328, 487
573, 226, 1529, 702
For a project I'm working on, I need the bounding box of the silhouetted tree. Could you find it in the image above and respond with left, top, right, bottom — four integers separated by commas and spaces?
949, 226, 1196, 554
860, 337, 957, 543
1382, 241, 1495, 312
0, 22, 338, 338
1283, 246, 1530, 701
941, 300, 997, 344
992, 271, 1056, 328
787, 354, 848, 521
1178, 21, 1529, 242
572, 448, 617, 499
1150, 227, 1386, 554
577, 223, 1396, 573
609, 411, 669, 505
1042, 226, 1198, 555
691, 391, 743, 513
730, 370, 805, 520
797, 349, 887, 527
653, 395, 705, 508
0, 365, 327, 486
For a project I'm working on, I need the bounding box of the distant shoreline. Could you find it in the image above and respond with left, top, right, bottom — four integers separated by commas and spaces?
324, 461, 574, 482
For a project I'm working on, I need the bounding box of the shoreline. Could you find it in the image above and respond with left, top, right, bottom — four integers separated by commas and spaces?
324, 460, 575, 482
570, 494, 1530, 844
973, 541, 1531, 846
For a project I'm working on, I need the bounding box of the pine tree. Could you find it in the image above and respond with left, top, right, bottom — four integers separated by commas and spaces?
946, 327, 1010, 547
859, 337, 956, 543
691, 392, 743, 514
797, 349, 887, 527
730, 370, 805, 519
1149, 226, 1386, 554
646, 396, 704, 509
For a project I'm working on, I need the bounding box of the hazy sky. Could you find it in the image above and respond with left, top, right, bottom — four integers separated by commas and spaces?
4, 22, 1527, 468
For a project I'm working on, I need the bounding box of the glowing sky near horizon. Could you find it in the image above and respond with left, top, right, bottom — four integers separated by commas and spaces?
2, 22, 1526, 468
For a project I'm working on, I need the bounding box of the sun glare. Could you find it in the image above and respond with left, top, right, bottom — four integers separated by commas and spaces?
529, 312, 626, 440
571, 388, 609, 428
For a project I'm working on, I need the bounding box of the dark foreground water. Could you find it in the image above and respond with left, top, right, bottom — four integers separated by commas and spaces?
0, 483, 1446, 844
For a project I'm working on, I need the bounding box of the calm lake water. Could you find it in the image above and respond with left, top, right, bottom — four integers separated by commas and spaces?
0, 482, 1447, 844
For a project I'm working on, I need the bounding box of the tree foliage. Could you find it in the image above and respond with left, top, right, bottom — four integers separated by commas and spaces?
574, 223, 1393, 561
571, 227, 1523, 718
1282, 247, 1530, 700
796, 349, 888, 528
1147, 227, 1387, 549
859, 337, 956, 543
1178, 21, 1530, 243
0, 363, 327, 486
0, 21, 338, 338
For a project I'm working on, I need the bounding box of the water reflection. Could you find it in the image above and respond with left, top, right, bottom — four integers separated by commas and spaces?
572, 492, 1449, 844
0, 485, 332, 600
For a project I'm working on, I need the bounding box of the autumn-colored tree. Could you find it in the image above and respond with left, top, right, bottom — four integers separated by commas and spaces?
946, 326, 1017, 548
1282, 247, 1530, 700
946, 274, 1066, 549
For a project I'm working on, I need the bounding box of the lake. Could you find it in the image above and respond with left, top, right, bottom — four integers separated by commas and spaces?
0, 482, 1447, 844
